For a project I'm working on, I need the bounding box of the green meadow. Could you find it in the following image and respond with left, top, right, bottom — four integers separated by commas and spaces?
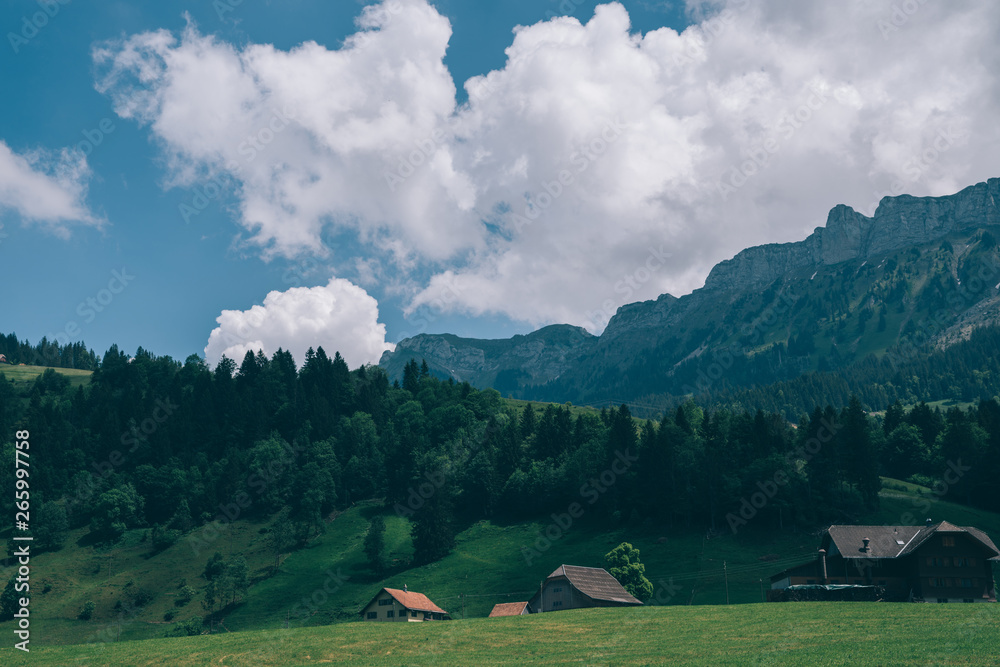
2, 603, 998, 666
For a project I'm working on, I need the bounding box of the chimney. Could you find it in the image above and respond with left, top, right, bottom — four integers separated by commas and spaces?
926, 518, 933, 527
403, 584, 407, 593
862, 537, 870, 553
818, 549, 828, 584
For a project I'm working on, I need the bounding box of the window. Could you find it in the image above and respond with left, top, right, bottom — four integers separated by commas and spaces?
954, 558, 967, 567
932, 578, 946, 587
961, 579, 973, 588
387, 610, 394, 618
552, 601, 563, 607
378, 599, 393, 606
366, 612, 377, 619
553, 587, 563, 593
942, 537, 955, 547
411, 611, 418, 617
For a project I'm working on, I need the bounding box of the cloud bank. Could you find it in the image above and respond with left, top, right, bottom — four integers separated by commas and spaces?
95, 0, 1000, 335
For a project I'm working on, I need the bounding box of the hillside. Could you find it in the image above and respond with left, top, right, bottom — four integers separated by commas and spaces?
3, 603, 998, 666
2, 480, 997, 647
381, 178, 1000, 415
0, 364, 93, 388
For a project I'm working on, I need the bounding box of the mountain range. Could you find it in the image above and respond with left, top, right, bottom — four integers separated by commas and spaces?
381, 178, 1000, 416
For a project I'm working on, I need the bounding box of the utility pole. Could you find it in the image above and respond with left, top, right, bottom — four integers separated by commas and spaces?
759, 579, 765, 603
724, 561, 729, 605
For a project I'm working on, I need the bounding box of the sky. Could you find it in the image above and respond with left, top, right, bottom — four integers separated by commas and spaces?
2, 0, 999, 370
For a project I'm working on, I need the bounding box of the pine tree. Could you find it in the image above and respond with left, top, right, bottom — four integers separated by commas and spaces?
363, 515, 387, 576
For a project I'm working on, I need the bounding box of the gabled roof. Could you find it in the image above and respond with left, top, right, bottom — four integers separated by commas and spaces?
361, 588, 448, 615
826, 522, 1000, 560
489, 601, 530, 617
546, 565, 642, 605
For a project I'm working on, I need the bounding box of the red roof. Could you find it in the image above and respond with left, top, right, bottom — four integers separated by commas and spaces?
488, 601, 529, 617
383, 588, 448, 614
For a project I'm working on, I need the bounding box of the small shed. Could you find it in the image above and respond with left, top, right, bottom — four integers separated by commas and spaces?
488, 601, 531, 617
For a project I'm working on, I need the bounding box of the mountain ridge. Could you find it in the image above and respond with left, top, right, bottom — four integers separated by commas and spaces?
381, 178, 1000, 410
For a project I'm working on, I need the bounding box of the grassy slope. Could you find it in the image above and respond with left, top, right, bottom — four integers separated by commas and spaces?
0, 364, 92, 388
2, 479, 998, 651
3, 603, 999, 666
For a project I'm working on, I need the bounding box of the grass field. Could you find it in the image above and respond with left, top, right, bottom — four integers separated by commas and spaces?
2, 603, 998, 666
1, 478, 998, 654
0, 364, 93, 387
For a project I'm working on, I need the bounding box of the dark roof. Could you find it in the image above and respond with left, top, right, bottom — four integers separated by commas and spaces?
489, 601, 530, 617
826, 522, 1000, 560
547, 565, 642, 605
360, 588, 448, 615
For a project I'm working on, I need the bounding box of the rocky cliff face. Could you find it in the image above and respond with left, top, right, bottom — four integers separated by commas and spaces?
380, 178, 1000, 403
703, 179, 1000, 293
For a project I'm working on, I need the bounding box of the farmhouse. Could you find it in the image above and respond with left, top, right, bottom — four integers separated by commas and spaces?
360, 586, 450, 622
528, 565, 643, 613
770, 520, 1000, 603
488, 601, 532, 617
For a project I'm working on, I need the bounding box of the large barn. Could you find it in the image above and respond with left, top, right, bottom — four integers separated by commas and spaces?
528, 565, 643, 613
359, 586, 450, 622
770, 520, 999, 603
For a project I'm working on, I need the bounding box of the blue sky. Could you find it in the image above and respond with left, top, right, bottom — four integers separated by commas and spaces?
3, 0, 998, 368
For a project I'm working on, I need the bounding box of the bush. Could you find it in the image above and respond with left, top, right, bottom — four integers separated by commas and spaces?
165, 616, 203, 637
151, 524, 180, 552
78, 601, 96, 621
176, 585, 196, 607
163, 610, 176, 622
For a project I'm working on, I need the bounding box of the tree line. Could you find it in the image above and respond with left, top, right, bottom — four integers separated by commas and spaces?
1, 345, 999, 612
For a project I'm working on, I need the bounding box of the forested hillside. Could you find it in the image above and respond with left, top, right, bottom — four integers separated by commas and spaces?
3, 344, 1000, 580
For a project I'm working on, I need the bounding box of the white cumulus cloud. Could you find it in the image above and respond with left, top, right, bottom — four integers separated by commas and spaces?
96, 0, 1000, 334
204, 277, 394, 369
0, 141, 99, 235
